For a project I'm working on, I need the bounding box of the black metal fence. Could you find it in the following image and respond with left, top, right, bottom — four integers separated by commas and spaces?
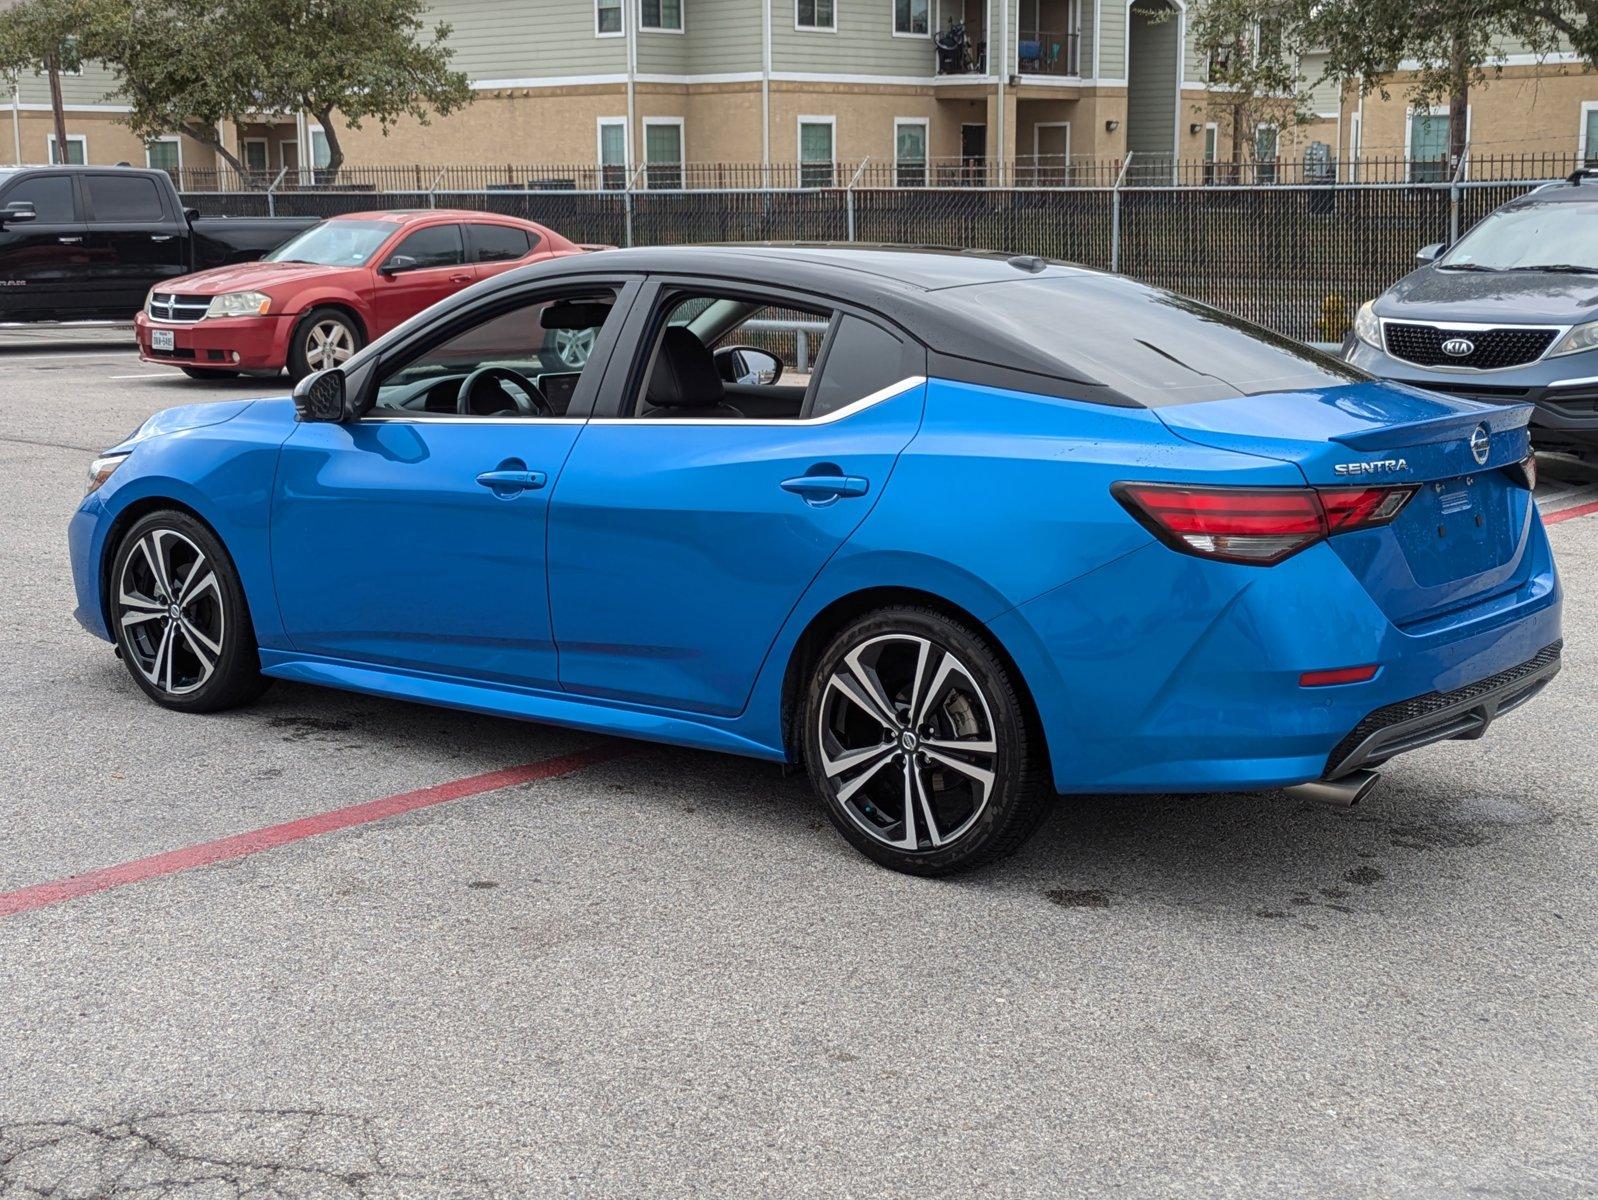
183, 172, 1562, 343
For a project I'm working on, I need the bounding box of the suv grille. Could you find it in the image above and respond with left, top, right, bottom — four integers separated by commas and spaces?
147, 293, 210, 323
1383, 322, 1558, 369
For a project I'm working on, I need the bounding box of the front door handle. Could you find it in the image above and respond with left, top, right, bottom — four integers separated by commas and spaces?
780, 473, 870, 502
56, 235, 83, 244
151, 234, 176, 242
449, 272, 472, 284
475, 467, 547, 497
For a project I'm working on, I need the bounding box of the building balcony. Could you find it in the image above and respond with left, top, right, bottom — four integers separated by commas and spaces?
1017, 30, 1080, 77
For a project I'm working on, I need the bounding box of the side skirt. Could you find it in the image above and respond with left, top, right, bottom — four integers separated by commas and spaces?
257, 651, 789, 762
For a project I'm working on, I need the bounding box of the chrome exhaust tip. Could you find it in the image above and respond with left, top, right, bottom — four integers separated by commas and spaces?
1285, 769, 1381, 809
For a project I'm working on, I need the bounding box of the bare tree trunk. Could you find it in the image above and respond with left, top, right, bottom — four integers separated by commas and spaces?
313, 106, 342, 184
45, 52, 68, 162
179, 121, 249, 177
1447, 29, 1469, 171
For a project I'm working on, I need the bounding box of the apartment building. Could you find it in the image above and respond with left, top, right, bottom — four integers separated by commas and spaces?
3, 1, 1594, 183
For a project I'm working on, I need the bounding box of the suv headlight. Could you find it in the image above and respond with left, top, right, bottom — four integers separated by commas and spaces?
1353, 300, 1382, 349
205, 291, 271, 319
1549, 319, 1598, 357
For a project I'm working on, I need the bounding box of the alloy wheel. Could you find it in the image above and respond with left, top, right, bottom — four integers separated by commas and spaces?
305, 319, 355, 370
553, 327, 595, 368
115, 528, 226, 696
816, 634, 999, 851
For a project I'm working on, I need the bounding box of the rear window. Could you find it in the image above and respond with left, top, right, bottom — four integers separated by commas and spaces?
940, 276, 1365, 406
471, 223, 534, 262
84, 174, 165, 222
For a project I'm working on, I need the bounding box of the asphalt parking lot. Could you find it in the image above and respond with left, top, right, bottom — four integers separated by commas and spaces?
1, 328, 1595, 1199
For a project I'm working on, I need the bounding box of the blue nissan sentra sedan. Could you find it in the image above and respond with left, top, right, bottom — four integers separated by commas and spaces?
70, 245, 1562, 875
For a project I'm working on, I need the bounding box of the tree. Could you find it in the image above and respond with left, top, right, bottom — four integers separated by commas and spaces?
0, 0, 111, 164
100, 0, 473, 179
1300, 0, 1570, 169
1184, 0, 1316, 179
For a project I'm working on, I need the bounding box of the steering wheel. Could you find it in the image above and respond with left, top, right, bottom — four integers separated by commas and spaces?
456, 365, 552, 417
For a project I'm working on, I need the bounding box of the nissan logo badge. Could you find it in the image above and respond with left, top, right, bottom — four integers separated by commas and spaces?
1442, 337, 1475, 357
1470, 423, 1491, 466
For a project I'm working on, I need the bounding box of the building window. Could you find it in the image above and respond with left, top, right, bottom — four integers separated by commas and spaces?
597, 0, 623, 34
894, 0, 929, 35
1408, 108, 1449, 183
1202, 122, 1218, 185
796, 0, 835, 30
242, 138, 270, 176
145, 136, 181, 177
799, 117, 835, 188
894, 119, 927, 187
640, 0, 683, 31
47, 133, 86, 165
644, 119, 683, 189
1582, 103, 1598, 168
598, 117, 628, 188
1254, 122, 1278, 184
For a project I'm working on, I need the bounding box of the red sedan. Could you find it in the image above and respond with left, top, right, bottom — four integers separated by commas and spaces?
134, 210, 593, 381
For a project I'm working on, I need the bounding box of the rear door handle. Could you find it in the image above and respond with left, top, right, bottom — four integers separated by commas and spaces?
780, 474, 870, 502
475, 468, 547, 496
449, 273, 472, 283
56, 235, 83, 244
151, 234, 176, 242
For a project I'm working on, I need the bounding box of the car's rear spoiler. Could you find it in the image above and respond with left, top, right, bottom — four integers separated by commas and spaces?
578, 243, 617, 252
1330, 402, 1534, 451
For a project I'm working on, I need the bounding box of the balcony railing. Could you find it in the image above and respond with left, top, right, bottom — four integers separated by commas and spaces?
1017, 30, 1080, 77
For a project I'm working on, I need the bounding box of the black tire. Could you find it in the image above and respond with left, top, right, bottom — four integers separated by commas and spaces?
802, 606, 1051, 876
287, 307, 363, 381
108, 510, 270, 713
180, 366, 240, 381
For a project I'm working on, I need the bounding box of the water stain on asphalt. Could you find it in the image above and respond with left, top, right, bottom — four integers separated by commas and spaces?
1043, 887, 1112, 909
1344, 865, 1386, 887
267, 715, 356, 742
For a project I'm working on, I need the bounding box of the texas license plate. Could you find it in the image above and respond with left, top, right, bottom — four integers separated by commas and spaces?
150, 329, 175, 352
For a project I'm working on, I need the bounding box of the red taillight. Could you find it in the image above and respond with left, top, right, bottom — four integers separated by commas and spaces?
1508, 453, 1537, 491
1113, 483, 1416, 566
1299, 664, 1380, 687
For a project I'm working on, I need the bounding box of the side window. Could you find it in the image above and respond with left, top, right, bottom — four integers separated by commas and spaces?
371, 289, 617, 419
83, 174, 166, 221
632, 291, 834, 420
1, 175, 75, 222
471, 223, 535, 263
390, 224, 464, 270
809, 315, 910, 417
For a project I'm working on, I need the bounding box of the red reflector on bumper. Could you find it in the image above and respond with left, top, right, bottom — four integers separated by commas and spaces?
1300, 665, 1380, 687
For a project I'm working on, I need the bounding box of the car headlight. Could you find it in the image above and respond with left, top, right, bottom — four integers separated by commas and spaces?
143, 288, 156, 316
205, 291, 271, 319
1549, 319, 1598, 357
1353, 300, 1382, 349
86, 452, 128, 495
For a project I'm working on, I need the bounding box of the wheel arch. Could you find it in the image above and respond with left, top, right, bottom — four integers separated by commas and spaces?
292, 299, 368, 344
778, 585, 1049, 774
97, 495, 255, 643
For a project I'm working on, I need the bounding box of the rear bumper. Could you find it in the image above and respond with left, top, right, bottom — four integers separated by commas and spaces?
996, 517, 1563, 795
134, 311, 293, 372
1324, 641, 1561, 777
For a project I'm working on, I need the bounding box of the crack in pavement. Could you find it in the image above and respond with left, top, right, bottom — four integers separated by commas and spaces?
0, 1109, 500, 1198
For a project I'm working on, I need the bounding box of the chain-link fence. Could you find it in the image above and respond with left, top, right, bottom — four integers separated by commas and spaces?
182, 155, 1572, 343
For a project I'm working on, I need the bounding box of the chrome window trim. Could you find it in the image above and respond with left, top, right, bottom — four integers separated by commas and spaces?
1377, 317, 1569, 373
587, 375, 926, 426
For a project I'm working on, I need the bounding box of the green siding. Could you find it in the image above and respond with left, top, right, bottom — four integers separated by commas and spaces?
425, 0, 627, 80
12, 61, 123, 107
771, 0, 936, 76
688, 0, 762, 73
1125, 0, 1177, 156
1096, 0, 1125, 78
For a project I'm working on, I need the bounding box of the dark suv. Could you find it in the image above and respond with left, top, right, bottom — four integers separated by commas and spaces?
1346, 172, 1598, 455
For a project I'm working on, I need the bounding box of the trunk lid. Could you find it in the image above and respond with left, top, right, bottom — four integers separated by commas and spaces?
1156, 381, 1537, 627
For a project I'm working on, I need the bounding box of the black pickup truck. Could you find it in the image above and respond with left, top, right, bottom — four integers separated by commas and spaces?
0, 165, 318, 323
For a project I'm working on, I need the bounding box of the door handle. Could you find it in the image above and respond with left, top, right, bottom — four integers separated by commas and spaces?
475, 468, 547, 496
448, 273, 472, 283
56, 235, 83, 244
151, 234, 175, 242
780, 473, 870, 502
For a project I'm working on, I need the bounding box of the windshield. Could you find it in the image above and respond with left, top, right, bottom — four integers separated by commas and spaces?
1438, 200, 1598, 272
264, 219, 394, 267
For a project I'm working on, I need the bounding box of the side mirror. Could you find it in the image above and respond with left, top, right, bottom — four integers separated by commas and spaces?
183, 206, 200, 222
292, 368, 346, 422
715, 345, 783, 386
379, 254, 418, 276
1, 201, 36, 226
1415, 243, 1444, 264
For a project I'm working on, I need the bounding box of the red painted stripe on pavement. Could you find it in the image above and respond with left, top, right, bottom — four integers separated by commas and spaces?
1545, 499, 1598, 525
0, 744, 621, 920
